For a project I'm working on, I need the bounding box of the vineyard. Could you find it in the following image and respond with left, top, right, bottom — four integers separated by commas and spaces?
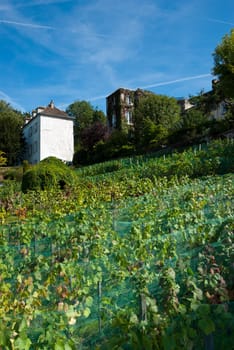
0, 139, 233, 349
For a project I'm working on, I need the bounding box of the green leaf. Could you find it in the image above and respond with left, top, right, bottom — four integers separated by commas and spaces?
198, 318, 215, 335
129, 313, 139, 324
197, 304, 210, 316
54, 339, 64, 350
0, 329, 7, 346
34, 270, 42, 281
163, 334, 175, 350
14, 333, 32, 350
83, 307, 91, 318
85, 296, 93, 307
18, 319, 27, 333
64, 343, 73, 350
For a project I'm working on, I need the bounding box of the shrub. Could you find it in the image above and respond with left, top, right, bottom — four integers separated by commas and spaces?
21, 157, 76, 193
73, 149, 89, 166
3, 167, 23, 182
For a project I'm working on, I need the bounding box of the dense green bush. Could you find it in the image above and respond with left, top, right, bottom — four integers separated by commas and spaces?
73, 130, 135, 166
21, 157, 76, 192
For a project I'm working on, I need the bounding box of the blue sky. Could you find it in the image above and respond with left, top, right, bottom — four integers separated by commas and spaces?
0, 0, 233, 114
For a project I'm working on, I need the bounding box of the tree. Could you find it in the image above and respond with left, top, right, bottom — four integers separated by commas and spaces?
66, 100, 106, 150
0, 151, 7, 166
133, 94, 181, 150
139, 118, 168, 150
213, 29, 234, 99
182, 108, 208, 130
80, 121, 109, 151
174, 108, 210, 144
189, 89, 222, 116
0, 100, 25, 165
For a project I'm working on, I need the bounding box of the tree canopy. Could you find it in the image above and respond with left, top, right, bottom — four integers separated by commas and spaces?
0, 150, 7, 166
0, 100, 25, 165
213, 29, 234, 99
80, 121, 109, 151
66, 100, 106, 150
133, 94, 181, 150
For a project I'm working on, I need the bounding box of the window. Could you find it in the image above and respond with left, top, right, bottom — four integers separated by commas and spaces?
29, 144, 32, 156
125, 110, 133, 124
33, 141, 38, 154
220, 102, 226, 115
34, 122, 38, 133
29, 126, 32, 137
112, 113, 116, 127
125, 95, 132, 105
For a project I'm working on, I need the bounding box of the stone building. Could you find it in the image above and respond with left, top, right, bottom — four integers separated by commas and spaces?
106, 88, 153, 130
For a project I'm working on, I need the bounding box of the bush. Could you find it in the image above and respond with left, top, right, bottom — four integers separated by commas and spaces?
73, 149, 89, 166
3, 167, 23, 182
21, 157, 76, 193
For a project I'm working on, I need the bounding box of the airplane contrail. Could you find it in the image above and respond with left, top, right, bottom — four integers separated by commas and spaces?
83, 73, 213, 102
15, 72, 214, 111
206, 18, 234, 26
140, 73, 212, 90
0, 19, 55, 30
0, 19, 109, 37
0, 90, 25, 111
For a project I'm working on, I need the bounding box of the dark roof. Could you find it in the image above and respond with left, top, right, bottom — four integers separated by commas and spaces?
23, 101, 72, 128
37, 100, 72, 119
41, 105, 68, 118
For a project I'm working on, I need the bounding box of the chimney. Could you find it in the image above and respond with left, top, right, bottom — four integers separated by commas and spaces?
48, 100, 55, 108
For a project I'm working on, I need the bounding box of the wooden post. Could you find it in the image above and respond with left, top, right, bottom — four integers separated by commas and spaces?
18, 230, 20, 252
139, 293, 147, 322
33, 232, 36, 256
98, 281, 102, 334
112, 194, 117, 231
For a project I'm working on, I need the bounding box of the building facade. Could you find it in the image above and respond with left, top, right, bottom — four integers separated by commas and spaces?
178, 80, 228, 119
23, 101, 74, 164
106, 88, 153, 130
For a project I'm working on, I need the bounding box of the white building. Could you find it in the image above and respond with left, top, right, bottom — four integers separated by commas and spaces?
23, 101, 74, 164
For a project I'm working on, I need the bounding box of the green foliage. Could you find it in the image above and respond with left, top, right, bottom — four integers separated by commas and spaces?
3, 167, 23, 182
76, 139, 234, 180
74, 130, 134, 165
99, 130, 134, 160
133, 94, 181, 150
22, 160, 31, 173
66, 100, 106, 150
172, 108, 210, 145
0, 150, 7, 166
0, 139, 233, 348
140, 118, 168, 150
80, 121, 109, 151
21, 156, 76, 192
0, 100, 25, 165
182, 108, 208, 130
189, 89, 221, 116
213, 29, 234, 99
